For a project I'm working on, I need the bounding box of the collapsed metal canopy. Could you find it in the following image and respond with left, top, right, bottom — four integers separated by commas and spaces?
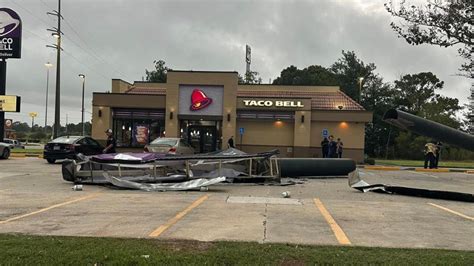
383, 109, 474, 150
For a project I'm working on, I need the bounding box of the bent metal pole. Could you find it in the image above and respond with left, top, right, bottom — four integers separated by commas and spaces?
383, 109, 474, 151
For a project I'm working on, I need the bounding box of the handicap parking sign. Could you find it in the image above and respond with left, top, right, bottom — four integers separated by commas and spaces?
322, 129, 329, 137
239, 127, 245, 135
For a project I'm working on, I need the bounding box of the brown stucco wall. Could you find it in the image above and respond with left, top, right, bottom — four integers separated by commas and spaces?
235, 120, 294, 146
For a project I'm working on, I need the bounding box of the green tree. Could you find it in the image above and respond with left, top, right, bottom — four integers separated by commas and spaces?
145, 60, 170, 82
239, 71, 262, 84
391, 72, 464, 158
330, 50, 377, 102
272, 65, 338, 86
361, 76, 397, 157
393, 72, 444, 114
385, 0, 473, 78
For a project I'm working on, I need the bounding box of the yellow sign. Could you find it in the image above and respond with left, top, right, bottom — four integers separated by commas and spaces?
0, 95, 20, 112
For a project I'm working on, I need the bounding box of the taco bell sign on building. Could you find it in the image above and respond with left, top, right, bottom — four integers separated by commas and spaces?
0, 8, 22, 59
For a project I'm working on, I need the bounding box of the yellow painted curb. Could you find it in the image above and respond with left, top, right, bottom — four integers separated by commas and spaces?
10, 153, 26, 157
415, 168, 450, 172
364, 166, 401, 171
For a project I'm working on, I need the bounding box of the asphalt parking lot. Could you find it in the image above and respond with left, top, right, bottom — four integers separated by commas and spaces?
0, 157, 473, 250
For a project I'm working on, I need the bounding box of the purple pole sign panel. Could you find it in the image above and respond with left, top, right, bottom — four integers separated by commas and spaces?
0, 8, 22, 59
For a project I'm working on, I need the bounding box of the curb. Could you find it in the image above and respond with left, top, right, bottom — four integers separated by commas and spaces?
363, 166, 401, 171
10, 153, 42, 158
359, 165, 473, 173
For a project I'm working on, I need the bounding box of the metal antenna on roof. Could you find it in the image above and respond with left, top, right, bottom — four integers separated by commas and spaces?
245, 44, 251, 75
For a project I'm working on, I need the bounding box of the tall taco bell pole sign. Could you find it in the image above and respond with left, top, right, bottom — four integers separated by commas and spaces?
0, 8, 22, 141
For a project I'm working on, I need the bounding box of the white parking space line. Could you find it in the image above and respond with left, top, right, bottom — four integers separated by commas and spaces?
428, 203, 474, 221
409, 171, 438, 178
0, 193, 101, 224
359, 170, 375, 176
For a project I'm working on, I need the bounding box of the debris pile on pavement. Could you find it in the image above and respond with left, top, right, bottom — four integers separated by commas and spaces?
349, 170, 474, 202
62, 148, 281, 191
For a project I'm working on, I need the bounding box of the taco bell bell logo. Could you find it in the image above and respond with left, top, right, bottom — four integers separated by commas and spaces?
0, 8, 22, 59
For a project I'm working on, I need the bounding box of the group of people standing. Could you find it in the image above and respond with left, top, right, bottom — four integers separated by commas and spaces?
424, 141, 442, 169
321, 135, 343, 158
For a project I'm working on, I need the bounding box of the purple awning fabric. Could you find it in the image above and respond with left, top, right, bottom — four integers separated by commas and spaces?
90, 152, 162, 163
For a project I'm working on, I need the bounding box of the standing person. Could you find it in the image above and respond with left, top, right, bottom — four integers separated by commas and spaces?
424, 142, 437, 169
434, 141, 443, 168
103, 129, 117, 154
328, 135, 338, 158
321, 137, 329, 158
336, 138, 344, 158
227, 136, 235, 148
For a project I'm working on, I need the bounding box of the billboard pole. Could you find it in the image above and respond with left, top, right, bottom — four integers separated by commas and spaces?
0, 59, 6, 140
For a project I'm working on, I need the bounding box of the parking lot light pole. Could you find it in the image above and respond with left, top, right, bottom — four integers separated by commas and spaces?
358, 77, 364, 103
44, 62, 53, 130
79, 74, 85, 136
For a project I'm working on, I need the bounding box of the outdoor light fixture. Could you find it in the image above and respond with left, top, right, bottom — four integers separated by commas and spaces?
227, 113, 231, 122
169, 111, 174, 120
338, 105, 344, 110
98, 110, 102, 117
301, 115, 305, 123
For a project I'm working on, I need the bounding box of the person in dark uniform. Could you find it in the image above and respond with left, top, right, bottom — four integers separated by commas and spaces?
228, 136, 235, 148
321, 137, 329, 158
327, 135, 338, 158
103, 129, 117, 153
336, 138, 344, 158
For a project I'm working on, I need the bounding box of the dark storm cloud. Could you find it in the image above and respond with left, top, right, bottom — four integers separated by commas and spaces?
3, 0, 470, 125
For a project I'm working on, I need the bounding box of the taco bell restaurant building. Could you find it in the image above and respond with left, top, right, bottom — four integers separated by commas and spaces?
91, 71, 372, 162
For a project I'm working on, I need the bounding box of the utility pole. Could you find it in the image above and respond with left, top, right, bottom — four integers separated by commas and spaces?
47, 0, 63, 138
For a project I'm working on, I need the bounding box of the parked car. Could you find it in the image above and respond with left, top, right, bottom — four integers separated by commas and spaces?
144, 137, 194, 155
3, 138, 25, 149
43, 136, 104, 164
0, 142, 10, 159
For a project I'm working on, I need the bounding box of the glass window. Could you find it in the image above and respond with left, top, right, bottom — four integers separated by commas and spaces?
112, 108, 165, 148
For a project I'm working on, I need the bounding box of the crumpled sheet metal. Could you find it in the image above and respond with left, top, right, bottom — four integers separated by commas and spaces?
103, 172, 226, 192
349, 170, 474, 202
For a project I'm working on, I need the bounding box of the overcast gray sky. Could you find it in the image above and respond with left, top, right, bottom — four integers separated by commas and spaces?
2, 0, 471, 125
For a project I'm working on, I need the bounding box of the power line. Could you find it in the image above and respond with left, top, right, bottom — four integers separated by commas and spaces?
62, 18, 128, 77
8, 0, 53, 28
39, 0, 54, 10
62, 49, 110, 81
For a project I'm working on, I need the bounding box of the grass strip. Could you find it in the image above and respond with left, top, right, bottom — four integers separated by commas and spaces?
0, 234, 473, 265
10, 149, 43, 154
376, 159, 474, 169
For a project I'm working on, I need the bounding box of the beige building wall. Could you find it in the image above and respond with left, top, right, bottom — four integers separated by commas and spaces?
310, 122, 365, 149
236, 120, 294, 148
111, 79, 133, 93
91, 93, 167, 143
91, 106, 111, 144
